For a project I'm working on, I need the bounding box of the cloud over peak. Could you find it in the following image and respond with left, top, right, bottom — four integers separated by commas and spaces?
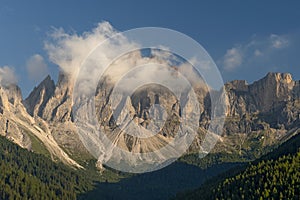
43, 22, 205, 96
0, 66, 17, 87
44, 21, 121, 77
26, 54, 49, 82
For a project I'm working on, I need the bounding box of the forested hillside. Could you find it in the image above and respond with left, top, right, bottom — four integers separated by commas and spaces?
0, 135, 93, 200
175, 133, 300, 200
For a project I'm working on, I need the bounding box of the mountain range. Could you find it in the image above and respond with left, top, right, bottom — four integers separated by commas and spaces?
0, 72, 299, 170
0, 70, 300, 199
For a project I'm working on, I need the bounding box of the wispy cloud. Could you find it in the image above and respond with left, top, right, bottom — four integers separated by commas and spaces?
222, 47, 243, 71
44, 22, 142, 95
270, 34, 289, 49
221, 33, 291, 71
44, 22, 204, 95
0, 66, 17, 87
44, 21, 127, 78
45, 22, 191, 95
254, 49, 263, 57
26, 54, 49, 82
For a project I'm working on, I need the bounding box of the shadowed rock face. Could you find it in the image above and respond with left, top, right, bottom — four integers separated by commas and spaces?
1, 72, 299, 169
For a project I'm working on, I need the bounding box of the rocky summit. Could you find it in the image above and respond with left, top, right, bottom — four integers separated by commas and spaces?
0, 71, 299, 169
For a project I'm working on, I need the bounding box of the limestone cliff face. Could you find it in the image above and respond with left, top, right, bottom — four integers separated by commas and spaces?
23, 75, 55, 117
2, 71, 299, 169
293, 80, 300, 97
23, 73, 91, 163
0, 78, 82, 168
249, 72, 295, 112
225, 73, 297, 115
38, 73, 73, 122
0, 85, 31, 149
24, 73, 73, 122
224, 73, 300, 131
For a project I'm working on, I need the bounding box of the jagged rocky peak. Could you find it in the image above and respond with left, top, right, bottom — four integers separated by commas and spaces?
56, 72, 72, 91
1, 84, 23, 105
0, 84, 31, 149
254, 72, 294, 88
249, 72, 295, 112
23, 75, 55, 117
269, 72, 293, 84
31, 72, 73, 122
0, 70, 299, 170
223, 72, 298, 118
225, 80, 248, 92
131, 84, 178, 119
293, 80, 300, 97
41, 75, 55, 88
0, 87, 9, 114
0, 84, 23, 115
22, 71, 74, 122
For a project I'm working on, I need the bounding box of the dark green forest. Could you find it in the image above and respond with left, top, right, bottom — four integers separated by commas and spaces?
1, 130, 299, 200
0, 135, 94, 200
175, 134, 300, 200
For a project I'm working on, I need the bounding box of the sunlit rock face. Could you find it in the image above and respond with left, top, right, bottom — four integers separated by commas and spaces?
1, 71, 299, 170
224, 73, 300, 131
0, 84, 31, 149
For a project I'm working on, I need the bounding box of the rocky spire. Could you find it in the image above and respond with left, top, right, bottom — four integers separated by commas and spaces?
23, 75, 55, 117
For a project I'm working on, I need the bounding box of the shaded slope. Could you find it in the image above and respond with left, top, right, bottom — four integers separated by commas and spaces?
175, 132, 300, 200
79, 162, 239, 200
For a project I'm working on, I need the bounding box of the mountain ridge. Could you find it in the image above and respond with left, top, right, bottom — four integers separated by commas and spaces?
0, 71, 299, 170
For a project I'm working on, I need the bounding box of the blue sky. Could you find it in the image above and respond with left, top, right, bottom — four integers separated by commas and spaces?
0, 0, 300, 96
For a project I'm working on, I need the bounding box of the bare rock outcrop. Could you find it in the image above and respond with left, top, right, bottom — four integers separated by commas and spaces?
2, 70, 299, 169
1, 78, 82, 168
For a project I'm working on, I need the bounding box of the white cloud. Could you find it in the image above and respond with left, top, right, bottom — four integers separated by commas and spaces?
254, 49, 263, 56
223, 47, 243, 71
221, 33, 291, 71
44, 22, 205, 96
44, 22, 134, 78
44, 21, 144, 96
0, 66, 17, 87
270, 34, 289, 49
26, 54, 48, 81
